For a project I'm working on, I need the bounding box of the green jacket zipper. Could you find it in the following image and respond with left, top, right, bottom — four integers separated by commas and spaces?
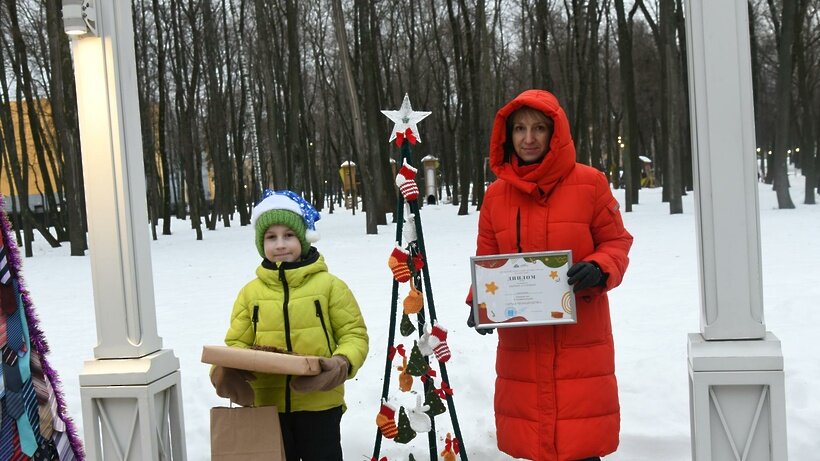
279, 266, 293, 413
314, 300, 333, 355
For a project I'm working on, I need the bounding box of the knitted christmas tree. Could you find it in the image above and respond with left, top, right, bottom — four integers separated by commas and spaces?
423, 385, 447, 417
373, 95, 467, 460
404, 342, 430, 377
393, 406, 416, 444
0, 197, 84, 459
400, 313, 415, 337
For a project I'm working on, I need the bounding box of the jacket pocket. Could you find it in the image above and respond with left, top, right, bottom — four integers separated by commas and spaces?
560, 296, 610, 348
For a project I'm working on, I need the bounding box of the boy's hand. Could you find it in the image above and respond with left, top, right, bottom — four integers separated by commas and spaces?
290, 356, 349, 393
211, 366, 256, 406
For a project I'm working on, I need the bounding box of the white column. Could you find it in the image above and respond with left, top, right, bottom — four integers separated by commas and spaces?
684, 1, 787, 459
67, 1, 187, 459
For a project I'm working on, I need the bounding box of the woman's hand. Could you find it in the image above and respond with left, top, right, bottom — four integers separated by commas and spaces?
567, 261, 606, 292
466, 310, 494, 335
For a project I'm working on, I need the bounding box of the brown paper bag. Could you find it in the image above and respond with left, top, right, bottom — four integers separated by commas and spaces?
211, 405, 286, 460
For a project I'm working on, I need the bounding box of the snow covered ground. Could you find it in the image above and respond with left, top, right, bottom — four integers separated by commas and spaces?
18, 174, 819, 460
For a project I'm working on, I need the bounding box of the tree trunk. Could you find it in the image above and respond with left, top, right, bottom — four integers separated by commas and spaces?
615, 0, 640, 211
46, 0, 86, 255
331, 0, 374, 231
772, 0, 796, 208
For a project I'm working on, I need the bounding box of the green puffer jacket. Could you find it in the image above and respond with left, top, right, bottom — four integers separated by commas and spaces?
225, 248, 369, 412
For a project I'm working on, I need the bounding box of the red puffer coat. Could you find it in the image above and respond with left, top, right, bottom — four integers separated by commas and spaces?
474, 90, 633, 460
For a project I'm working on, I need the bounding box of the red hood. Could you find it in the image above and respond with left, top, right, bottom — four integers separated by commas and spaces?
490, 89, 576, 200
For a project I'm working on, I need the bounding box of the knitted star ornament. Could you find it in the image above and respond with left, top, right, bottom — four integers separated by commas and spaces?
395, 160, 419, 201
387, 246, 411, 283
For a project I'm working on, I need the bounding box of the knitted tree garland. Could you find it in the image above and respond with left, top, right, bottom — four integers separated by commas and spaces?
0, 196, 84, 459
372, 97, 467, 460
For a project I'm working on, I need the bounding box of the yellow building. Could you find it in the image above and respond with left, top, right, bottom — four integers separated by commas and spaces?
0, 99, 60, 209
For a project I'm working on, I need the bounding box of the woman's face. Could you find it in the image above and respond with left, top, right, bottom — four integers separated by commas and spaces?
511, 110, 553, 164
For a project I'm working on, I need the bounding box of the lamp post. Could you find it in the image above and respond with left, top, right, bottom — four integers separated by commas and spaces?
684, 1, 787, 459
63, 1, 186, 459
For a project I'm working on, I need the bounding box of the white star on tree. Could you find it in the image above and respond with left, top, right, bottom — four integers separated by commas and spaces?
381, 94, 431, 143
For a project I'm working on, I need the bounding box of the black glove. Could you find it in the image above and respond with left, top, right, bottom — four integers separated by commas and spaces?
466, 310, 494, 335
567, 261, 605, 292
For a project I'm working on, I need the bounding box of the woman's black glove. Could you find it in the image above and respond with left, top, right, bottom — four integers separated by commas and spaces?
567, 261, 606, 292
466, 310, 494, 335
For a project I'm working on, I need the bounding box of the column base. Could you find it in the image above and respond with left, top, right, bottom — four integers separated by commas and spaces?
80, 349, 187, 461
687, 332, 787, 461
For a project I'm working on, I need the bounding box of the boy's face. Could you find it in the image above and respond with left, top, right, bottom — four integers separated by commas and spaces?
263, 224, 302, 263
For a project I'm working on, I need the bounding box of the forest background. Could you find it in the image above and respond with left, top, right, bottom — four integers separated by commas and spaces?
0, 0, 818, 257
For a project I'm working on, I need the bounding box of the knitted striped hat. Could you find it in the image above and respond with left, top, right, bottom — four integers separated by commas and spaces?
251, 190, 321, 258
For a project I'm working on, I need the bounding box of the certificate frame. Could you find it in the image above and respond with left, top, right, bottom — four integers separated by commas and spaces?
470, 250, 576, 329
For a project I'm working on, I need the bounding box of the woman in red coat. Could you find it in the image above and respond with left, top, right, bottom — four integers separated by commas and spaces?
469, 89, 633, 460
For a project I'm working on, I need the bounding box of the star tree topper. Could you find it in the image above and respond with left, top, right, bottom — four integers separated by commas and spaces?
381, 94, 431, 143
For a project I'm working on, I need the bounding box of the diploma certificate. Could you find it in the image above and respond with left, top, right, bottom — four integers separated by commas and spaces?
470, 250, 576, 328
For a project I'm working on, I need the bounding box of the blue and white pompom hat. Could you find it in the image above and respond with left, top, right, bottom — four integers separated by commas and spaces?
251, 189, 321, 258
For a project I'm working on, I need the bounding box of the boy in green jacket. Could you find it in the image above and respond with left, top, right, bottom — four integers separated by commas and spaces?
211, 189, 369, 460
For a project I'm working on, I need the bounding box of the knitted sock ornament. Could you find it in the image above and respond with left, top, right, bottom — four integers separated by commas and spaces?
388, 246, 411, 282
429, 321, 451, 363
376, 399, 399, 439
395, 160, 419, 201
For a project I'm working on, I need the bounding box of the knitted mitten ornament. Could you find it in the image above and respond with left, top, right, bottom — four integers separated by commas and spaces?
402, 282, 423, 315
417, 327, 434, 356
388, 246, 411, 283
440, 433, 459, 461
397, 357, 414, 392
406, 395, 432, 433
428, 321, 451, 363
376, 399, 399, 439
403, 212, 417, 244
395, 160, 420, 201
